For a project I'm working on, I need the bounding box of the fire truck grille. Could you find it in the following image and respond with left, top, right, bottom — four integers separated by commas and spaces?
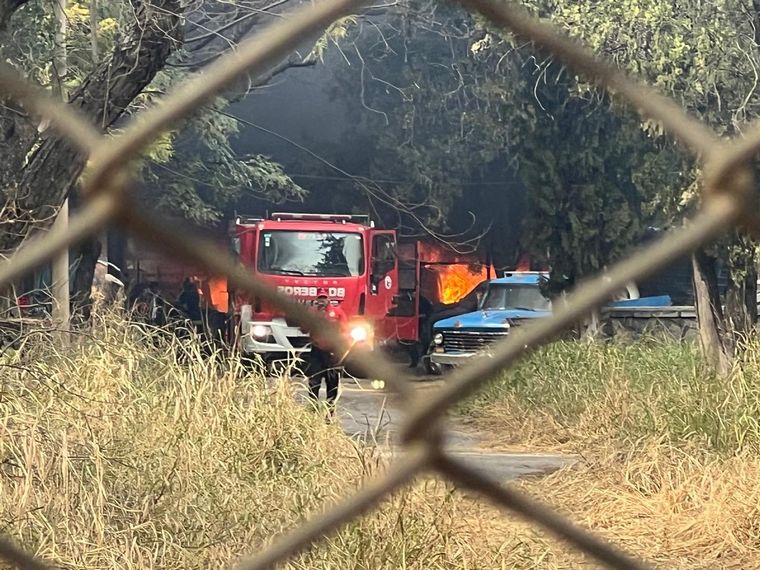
441, 329, 509, 353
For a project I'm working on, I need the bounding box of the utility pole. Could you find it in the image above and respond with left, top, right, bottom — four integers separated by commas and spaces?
89, 0, 99, 60
88, 0, 108, 267
51, 0, 69, 328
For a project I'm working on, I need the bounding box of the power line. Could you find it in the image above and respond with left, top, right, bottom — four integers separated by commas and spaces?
209, 108, 492, 249
286, 172, 511, 186
219, 109, 512, 189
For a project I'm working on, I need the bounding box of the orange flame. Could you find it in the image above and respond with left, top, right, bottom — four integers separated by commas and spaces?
206, 276, 228, 312
416, 241, 494, 304
436, 264, 491, 304
193, 274, 229, 312
516, 254, 531, 272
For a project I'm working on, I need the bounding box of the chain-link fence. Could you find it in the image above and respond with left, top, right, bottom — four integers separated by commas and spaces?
1, 0, 758, 568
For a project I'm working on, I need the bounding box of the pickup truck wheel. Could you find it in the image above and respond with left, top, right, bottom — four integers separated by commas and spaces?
424, 356, 443, 376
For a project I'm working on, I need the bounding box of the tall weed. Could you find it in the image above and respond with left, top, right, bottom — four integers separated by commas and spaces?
0, 314, 494, 569
460, 338, 760, 453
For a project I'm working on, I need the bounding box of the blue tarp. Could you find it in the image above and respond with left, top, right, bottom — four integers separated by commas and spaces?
608, 295, 672, 308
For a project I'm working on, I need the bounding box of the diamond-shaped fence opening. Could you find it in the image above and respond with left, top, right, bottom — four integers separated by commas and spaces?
1, 0, 758, 569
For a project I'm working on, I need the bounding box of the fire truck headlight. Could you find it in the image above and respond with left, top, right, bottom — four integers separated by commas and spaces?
433, 333, 443, 345
251, 324, 270, 339
349, 324, 370, 343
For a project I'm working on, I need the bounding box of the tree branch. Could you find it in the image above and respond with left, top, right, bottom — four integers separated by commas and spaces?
0, 0, 28, 32
1, 0, 183, 253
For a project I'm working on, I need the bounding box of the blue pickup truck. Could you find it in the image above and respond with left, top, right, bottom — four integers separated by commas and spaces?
428, 272, 671, 371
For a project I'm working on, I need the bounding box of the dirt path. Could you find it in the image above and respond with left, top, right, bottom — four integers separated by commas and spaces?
330, 371, 572, 482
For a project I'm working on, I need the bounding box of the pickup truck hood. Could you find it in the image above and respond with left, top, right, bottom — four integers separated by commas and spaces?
434, 308, 551, 330
432, 295, 673, 331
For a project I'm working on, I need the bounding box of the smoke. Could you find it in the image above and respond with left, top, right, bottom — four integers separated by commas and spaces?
228, 27, 528, 268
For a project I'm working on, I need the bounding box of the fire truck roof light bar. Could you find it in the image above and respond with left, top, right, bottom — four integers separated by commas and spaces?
502, 271, 549, 277
235, 215, 264, 225
270, 212, 372, 225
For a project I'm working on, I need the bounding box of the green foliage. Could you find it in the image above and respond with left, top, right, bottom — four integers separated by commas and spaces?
2, 0, 305, 228
310, 15, 358, 61
539, 0, 760, 303
143, 130, 175, 164
526, 0, 760, 218
136, 73, 306, 224
473, 58, 657, 287
5, 0, 120, 89
332, 0, 760, 292
3, 2, 57, 85
337, 5, 671, 285
459, 338, 760, 454
548, 0, 758, 135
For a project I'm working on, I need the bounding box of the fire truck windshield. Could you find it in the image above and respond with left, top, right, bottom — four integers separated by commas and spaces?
257, 230, 364, 277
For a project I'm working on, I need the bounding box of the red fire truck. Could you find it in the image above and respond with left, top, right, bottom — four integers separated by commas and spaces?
229, 213, 422, 363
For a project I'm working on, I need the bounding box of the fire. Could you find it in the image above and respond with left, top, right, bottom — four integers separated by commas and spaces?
205, 276, 228, 313
417, 241, 447, 262
416, 241, 495, 304
193, 274, 229, 313
436, 263, 491, 304
515, 253, 531, 271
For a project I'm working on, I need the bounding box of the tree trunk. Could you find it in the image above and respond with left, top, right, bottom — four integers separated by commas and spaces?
692, 249, 733, 376
70, 235, 101, 324
725, 234, 758, 340
0, 0, 182, 254
581, 308, 601, 341
726, 262, 757, 336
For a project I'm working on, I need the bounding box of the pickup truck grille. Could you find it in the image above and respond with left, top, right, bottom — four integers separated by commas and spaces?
441, 329, 509, 353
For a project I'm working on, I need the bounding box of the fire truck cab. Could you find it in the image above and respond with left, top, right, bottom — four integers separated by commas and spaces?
230, 213, 409, 361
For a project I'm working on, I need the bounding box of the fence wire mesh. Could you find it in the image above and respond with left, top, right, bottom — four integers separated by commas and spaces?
1, 0, 758, 568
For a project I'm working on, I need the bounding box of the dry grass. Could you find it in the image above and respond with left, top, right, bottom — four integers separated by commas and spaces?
456, 337, 760, 568
457, 443, 760, 569
0, 311, 504, 569
7, 314, 760, 569
460, 339, 760, 454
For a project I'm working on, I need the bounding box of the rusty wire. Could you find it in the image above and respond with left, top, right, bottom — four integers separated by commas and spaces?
0, 0, 756, 568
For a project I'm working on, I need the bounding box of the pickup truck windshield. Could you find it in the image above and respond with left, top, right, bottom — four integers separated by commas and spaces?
481, 284, 551, 311
257, 230, 364, 277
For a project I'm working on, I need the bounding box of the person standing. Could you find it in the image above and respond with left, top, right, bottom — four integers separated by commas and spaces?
307, 295, 347, 421
177, 278, 202, 326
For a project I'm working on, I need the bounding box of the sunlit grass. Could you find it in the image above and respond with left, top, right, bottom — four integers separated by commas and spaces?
0, 311, 499, 569
456, 336, 760, 567
6, 314, 760, 568
460, 337, 760, 453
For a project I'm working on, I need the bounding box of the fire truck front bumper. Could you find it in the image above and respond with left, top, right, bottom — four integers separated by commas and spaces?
240, 318, 311, 357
